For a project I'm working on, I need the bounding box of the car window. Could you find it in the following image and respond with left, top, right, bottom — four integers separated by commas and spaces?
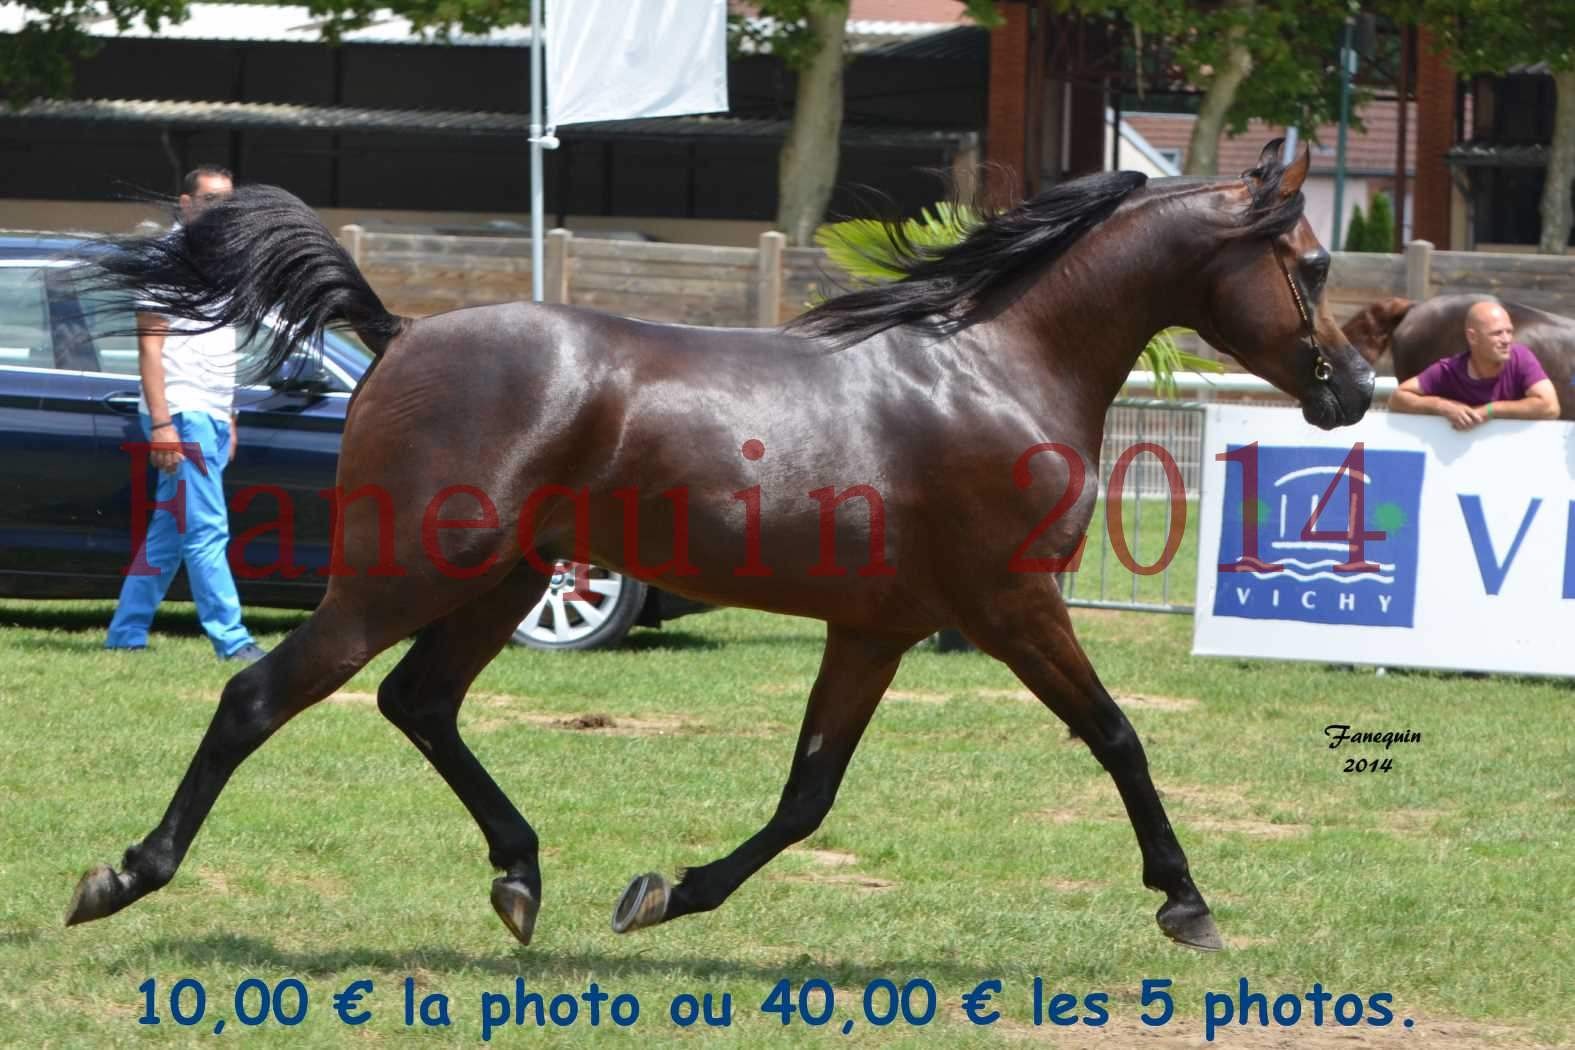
2, 260, 358, 391
0, 266, 52, 368
72, 291, 141, 375
236, 327, 354, 393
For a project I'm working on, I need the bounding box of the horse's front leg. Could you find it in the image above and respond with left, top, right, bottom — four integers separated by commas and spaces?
611, 624, 922, 933
66, 599, 393, 927
962, 576, 1223, 951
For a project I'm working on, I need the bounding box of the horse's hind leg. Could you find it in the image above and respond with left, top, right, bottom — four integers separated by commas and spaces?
373, 564, 550, 946
612, 624, 921, 933
965, 580, 1222, 951
65, 597, 397, 927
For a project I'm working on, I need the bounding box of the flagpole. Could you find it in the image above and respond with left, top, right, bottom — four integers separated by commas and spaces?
529, 0, 557, 303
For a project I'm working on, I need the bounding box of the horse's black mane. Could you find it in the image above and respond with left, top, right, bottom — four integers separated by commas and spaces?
791, 148, 1306, 346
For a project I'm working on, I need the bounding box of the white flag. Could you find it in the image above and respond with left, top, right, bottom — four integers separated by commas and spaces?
547, 0, 729, 127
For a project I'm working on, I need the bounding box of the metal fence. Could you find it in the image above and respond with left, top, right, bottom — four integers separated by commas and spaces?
1054, 397, 1208, 614
1052, 374, 1400, 615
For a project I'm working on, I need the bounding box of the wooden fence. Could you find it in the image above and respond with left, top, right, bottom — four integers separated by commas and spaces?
1327, 240, 1575, 321
339, 225, 839, 327
338, 225, 1575, 330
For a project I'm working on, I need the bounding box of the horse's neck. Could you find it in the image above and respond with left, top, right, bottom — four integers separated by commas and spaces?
993, 206, 1192, 415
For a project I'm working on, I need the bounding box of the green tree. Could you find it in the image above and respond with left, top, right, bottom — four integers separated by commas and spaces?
736, 1, 1001, 244
1, 0, 190, 105
1065, 0, 1361, 175
1401, 2, 1575, 253
1364, 191, 1395, 251
1344, 203, 1369, 252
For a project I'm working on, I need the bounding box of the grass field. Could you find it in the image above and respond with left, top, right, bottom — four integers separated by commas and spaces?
1, 597, 1572, 1048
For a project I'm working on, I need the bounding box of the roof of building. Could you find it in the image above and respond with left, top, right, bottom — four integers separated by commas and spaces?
1445, 142, 1549, 168
849, 0, 972, 23
4, 96, 974, 147
1124, 101, 1418, 178
0, 1, 960, 51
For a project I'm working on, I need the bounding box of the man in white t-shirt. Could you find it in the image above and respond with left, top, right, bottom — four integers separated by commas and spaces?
106, 165, 265, 662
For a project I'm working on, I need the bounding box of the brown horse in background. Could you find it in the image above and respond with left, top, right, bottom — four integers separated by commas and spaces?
1343, 294, 1575, 419
64, 141, 1371, 953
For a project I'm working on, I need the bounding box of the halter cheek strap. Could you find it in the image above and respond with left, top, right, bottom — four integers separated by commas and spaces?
1275, 251, 1333, 383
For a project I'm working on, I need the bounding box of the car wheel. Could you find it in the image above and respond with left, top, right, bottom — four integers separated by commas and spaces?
511, 562, 648, 651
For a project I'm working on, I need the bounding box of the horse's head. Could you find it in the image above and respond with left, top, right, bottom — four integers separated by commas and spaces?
1341, 297, 1415, 367
1191, 141, 1375, 431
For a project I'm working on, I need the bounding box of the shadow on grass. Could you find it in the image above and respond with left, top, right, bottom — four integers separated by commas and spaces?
1351, 665, 1574, 688
0, 604, 307, 637
617, 631, 722, 653
143, 933, 1006, 988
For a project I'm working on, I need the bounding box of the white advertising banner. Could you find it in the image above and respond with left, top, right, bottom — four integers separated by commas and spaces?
546, 0, 729, 127
1192, 405, 1575, 677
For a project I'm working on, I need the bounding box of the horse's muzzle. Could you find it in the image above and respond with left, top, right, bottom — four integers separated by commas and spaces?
1303, 350, 1374, 430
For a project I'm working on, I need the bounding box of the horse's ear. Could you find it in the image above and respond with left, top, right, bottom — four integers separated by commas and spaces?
1279, 143, 1311, 199
1374, 297, 1415, 329
1342, 297, 1415, 363
1256, 139, 1285, 170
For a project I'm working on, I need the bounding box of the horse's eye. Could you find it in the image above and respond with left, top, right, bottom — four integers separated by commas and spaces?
1299, 251, 1330, 297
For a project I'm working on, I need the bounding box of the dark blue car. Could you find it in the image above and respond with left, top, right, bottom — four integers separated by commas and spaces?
0, 233, 699, 649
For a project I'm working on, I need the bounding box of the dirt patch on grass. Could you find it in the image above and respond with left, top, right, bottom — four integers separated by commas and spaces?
523, 712, 688, 735
463, 704, 781, 738
774, 846, 892, 891
973, 688, 1198, 713
1158, 783, 1251, 807
1043, 878, 1106, 893
275, 871, 348, 898
774, 872, 896, 893
977, 687, 1039, 702
756, 681, 811, 696
1188, 816, 1309, 838
1114, 693, 1199, 712
560, 712, 616, 730
887, 689, 951, 704
1038, 807, 1125, 826
326, 690, 377, 705
786, 847, 858, 867
194, 866, 233, 894
1382, 808, 1449, 836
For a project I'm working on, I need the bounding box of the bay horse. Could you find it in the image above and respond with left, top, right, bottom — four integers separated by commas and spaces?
1343, 294, 1575, 419
65, 140, 1371, 952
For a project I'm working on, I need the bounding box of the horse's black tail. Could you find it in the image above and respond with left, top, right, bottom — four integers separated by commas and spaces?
71, 185, 406, 383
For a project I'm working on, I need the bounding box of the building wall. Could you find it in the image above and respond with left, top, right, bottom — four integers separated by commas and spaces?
985, 2, 1031, 198
1301, 177, 1414, 251
0, 37, 986, 223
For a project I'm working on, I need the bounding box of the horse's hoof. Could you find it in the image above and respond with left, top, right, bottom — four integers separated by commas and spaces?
611, 872, 670, 934
1157, 900, 1225, 951
490, 877, 539, 947
65, 864, 123, 926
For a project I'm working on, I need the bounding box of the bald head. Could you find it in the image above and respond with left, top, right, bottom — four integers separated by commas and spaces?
1464, 300, 1514, 372
1466, 300, 1510, 333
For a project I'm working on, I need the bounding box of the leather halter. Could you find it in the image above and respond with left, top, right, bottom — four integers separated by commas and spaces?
1275, 250, 1333, 383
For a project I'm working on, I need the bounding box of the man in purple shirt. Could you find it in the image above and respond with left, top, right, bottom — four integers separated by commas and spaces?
1390, 300, 1559, 429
